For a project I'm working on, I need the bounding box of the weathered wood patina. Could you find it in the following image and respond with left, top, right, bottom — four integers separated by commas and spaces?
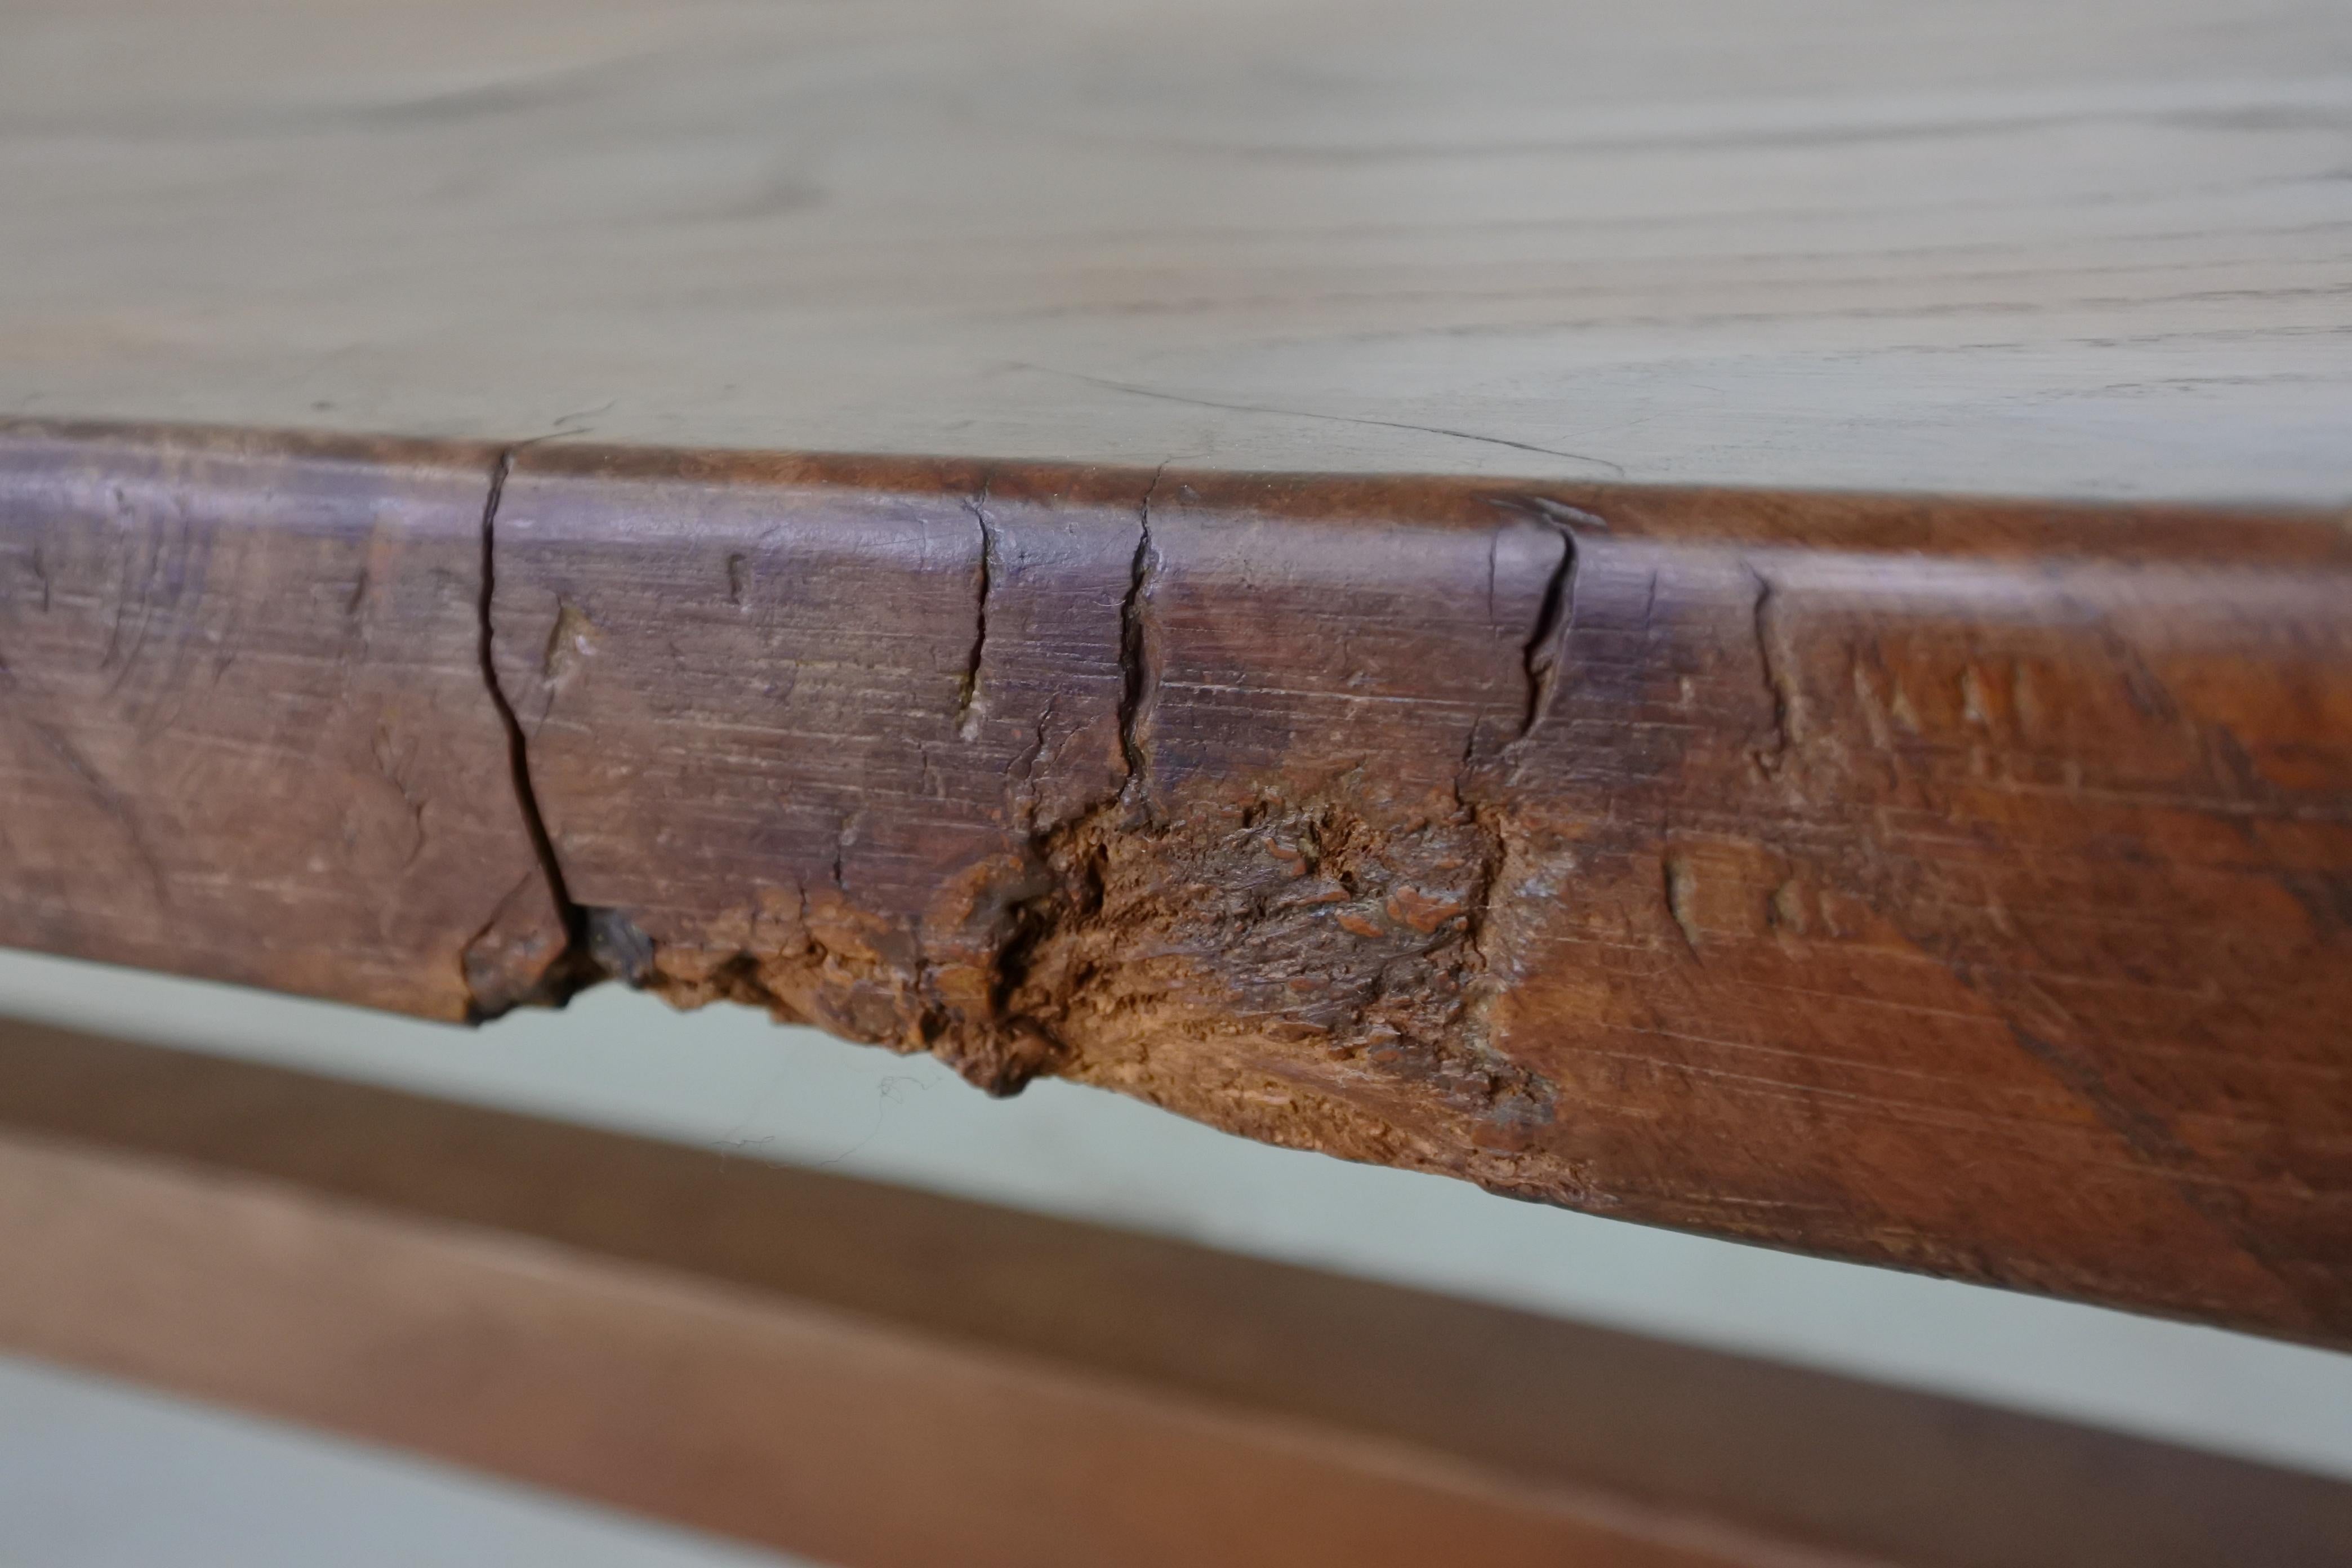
6, 421, 2348, 1343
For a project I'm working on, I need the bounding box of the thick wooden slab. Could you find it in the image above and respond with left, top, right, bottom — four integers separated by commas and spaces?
485, 444, 2352, 1342
6, 423, 2346, 1342
2, 0, 2349, 501
5, 1021, 2350, 1568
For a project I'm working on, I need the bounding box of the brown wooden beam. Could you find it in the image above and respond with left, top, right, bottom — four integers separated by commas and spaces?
2, 1018, 2348, 1567
3, 420, 2350, 1341
0, 422, 567, 1017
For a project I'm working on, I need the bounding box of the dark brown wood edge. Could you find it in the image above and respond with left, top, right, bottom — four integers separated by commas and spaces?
4, 417, 2349, 1344
2, 1018, 2348, 1568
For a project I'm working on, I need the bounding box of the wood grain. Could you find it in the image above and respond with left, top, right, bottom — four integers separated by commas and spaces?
3, 0, 2350, 1341
0, 421, 566, 1017
4, 1019, 2349, 1568
2, 0, 2348, 501
485, 444, 2352, 1343
3, 422, 2350, 1342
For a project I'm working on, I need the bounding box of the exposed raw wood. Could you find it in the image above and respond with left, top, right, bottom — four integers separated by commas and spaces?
3, 421, 2348, 1344
492, 446, 2352, 1345
2, 0, 2349, 502
4, 1020, 2349, 1568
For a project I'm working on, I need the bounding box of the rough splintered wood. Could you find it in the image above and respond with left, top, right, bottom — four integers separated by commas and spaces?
6, 421, 2348, 1344
490, 444, 2352, 1344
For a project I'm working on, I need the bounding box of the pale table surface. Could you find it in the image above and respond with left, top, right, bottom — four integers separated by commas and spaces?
3, 0, 2348, 502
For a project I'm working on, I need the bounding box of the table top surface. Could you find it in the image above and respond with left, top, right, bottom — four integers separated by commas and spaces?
5, 0, 2350, 503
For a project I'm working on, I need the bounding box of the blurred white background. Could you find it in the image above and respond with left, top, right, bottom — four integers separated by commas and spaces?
2, 947, 2348, 1565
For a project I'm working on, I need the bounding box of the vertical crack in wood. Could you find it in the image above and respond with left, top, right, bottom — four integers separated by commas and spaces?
465, 448, 594, 1016
1116, 462, 1166, 807
1748, 564, 1794, 775
943, 465, 1175, 1095
1484, 495, 1595, 761
1517, 525, 1576, 747
956, 478, 994, 740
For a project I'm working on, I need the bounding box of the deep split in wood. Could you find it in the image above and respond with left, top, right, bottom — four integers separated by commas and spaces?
2, 419, 2348, 1342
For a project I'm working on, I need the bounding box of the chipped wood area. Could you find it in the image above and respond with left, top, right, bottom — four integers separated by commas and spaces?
5, 420, 2351, 1342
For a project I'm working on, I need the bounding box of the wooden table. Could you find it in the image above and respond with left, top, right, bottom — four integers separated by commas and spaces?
2, 0, 2349, 1558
